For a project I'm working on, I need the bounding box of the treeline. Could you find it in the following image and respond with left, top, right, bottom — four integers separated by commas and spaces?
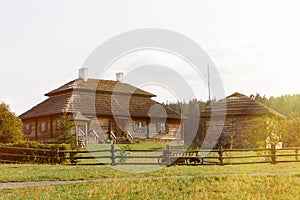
165, 94, 300, 116
254, 94, 300, 116
164, 99, 210, 113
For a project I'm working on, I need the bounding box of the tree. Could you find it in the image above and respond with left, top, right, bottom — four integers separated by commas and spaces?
56, 112, 76, 149
164, 99, 210, 113
282, 112, 300, 147
0, 102, 23, 143
247, 116, 287, 148
255, 93, 300, 116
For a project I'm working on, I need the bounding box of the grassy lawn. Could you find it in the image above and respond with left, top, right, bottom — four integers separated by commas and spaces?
1, 163, 300, 199
1, 163, 300, 183
1, 174, 300, 199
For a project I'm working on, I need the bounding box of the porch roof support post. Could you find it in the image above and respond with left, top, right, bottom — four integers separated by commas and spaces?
75, 123, 78, 147
50, 116, 53, 138
181, 120, 184, 140
35, 119, 38, 140
85, 121, 88, 147
146, 119, 150, 139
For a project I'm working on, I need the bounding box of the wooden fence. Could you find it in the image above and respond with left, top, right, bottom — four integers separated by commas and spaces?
1, 145, 300, 166
0, 146, 63, 164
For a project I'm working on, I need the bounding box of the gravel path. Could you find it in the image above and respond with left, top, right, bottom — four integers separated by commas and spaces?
1, 171, 300, 190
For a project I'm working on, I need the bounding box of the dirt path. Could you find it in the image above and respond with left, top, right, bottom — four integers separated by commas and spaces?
1, 171, 300, 190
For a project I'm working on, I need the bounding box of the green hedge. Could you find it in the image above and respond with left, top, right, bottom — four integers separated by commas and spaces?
0, 142, 72, 164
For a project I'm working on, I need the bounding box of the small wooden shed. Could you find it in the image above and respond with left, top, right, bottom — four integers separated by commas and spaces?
199, 92, 285, 148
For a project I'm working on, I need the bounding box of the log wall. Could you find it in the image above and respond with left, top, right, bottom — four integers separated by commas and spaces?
202, 115, 259, 148
22, 116, 183, 143
22, 115, 62, 143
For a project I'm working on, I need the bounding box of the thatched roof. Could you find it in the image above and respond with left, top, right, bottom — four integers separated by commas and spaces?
20, 79, 183, 120
201, 92, 285, 118
19, 93, 73, 119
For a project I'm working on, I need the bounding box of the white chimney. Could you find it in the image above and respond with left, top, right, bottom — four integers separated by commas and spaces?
116, 72, 124, 82
79, 68, 88, 81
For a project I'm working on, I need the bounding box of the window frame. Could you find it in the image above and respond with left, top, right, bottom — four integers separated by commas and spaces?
23, 124, 32, 135
133, 121, 146, 133
156, 122, 169, 133
40, 121, 48, 133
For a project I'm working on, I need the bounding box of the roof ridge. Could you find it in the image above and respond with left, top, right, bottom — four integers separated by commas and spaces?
201, 92, 286, 118
45, 78, 156, 97
226, 92, 246, 98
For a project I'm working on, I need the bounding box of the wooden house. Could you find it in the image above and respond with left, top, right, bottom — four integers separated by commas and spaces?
199, 92, 285, 148
20, 70, 184, 146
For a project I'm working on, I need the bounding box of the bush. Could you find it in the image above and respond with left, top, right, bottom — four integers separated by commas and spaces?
0, 141, 71, 164
0, 102, 23, 143
282, 112, 300, 147
247, 116, 287, 148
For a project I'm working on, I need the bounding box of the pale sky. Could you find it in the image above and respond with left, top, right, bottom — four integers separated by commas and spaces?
1, 0, 300, 115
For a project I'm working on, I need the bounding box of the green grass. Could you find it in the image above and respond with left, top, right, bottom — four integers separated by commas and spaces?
1, 163, 300, 183
116, 142, 167, 150
1, 162, 300, 199
1, 174, 300, 199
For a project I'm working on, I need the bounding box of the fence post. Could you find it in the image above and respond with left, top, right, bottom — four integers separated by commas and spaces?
296, 149, 298, 161
111, 144, 116, 166
219, 146, 224, 166
271, 144, 276, 164
55, 147, 60, 164
166, 145, 171, 166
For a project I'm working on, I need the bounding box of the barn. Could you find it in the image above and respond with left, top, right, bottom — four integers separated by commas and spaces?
19, 69, 184, 146
199, 92, 285, 148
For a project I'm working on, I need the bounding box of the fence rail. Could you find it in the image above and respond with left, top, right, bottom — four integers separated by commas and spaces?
1, 145, 300, 166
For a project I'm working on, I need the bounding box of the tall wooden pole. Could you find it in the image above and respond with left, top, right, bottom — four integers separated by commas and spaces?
207, 64, 211, 102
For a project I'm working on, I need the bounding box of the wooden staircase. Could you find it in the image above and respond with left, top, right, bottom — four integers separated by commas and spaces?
87, 130, 103, 144
82, 130, 134, 145
111, 130, 134, 144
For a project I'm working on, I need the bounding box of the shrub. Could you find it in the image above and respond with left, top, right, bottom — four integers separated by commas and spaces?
0, 102, 23, 143
0, 141, 71, 164
247, 116, 287, 148
282, 112, 300, 146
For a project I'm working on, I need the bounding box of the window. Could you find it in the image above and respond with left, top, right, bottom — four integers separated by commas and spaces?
40, 122, 47, 132
133, 121, 145, 133
23, 124, 32, 135
157, 122, 169, 133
